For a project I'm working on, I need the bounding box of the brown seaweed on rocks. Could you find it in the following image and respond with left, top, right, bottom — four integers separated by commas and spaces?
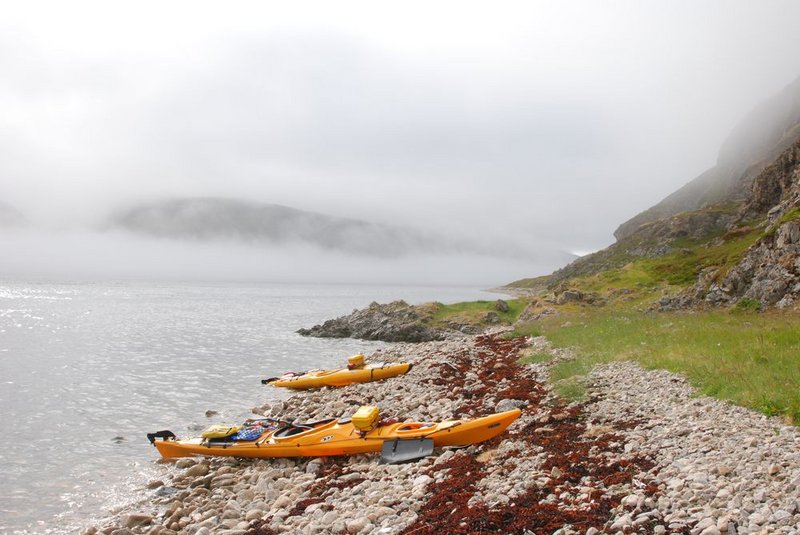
400, 335, 658, 535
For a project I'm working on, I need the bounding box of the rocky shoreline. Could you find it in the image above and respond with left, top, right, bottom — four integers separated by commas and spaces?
89, 332, 800, 535
296, 299, 515, 343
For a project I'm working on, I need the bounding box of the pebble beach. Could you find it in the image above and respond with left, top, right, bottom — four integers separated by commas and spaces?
87, 332, 800, 535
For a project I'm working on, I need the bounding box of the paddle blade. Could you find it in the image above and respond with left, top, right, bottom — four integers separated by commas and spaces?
380, 438, 434, 464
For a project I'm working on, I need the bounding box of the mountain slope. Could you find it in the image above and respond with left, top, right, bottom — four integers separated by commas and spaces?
109, 197, 446, 257
615, 76, 800, 241
508, 78, 800, 310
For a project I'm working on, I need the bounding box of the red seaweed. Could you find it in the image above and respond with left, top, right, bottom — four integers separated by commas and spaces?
402, 333, 659, 534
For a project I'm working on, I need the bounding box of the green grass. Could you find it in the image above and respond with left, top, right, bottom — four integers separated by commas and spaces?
536, 308, 800, 423
505, 321, 542, 339
430, 299, 526, 327
556, 226, 763, 302
736, 297, 762, 312
519, 351, 551, 364
775, 207, 800, 227
552, 378, 587, 403
506, 275, 550, 289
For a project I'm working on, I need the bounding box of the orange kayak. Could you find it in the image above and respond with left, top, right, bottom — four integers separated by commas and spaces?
149, 408, 521, 459
264, 362, 412, 390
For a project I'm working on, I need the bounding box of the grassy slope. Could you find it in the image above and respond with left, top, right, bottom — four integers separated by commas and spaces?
536, 308, 800, 423
433, 209, 800, 424
428, 299, 526, 329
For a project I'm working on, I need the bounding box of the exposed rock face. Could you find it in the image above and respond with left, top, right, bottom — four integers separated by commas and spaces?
615, 76, 800, 241
297, 301, 450, 342
659, 139, 800, 309
711, 224, 799, 307
547, 108, 800, 310
739, 139, 800, 220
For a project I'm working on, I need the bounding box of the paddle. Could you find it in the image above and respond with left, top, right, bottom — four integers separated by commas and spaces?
380, 438, 434, 464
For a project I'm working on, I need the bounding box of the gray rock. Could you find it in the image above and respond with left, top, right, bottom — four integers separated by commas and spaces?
495, 399, 526, 413
345, 517, 370, 534
121, 514, 153, 528
609, 514, 632, 531
185, 463, 209, 477
175, 458, 196, 469
297, 300, 449, 342
306, 459, 323, 476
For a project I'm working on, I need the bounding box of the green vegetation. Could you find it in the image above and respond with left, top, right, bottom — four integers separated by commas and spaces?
505, 321, 542, 339
473, 201, 799, 421
736, 297, 762, 312
776, 206, 800, 226
564, 225, 763, 300
507, 275, 550, 289
552, 377, 587, 403
519, 351, 551, 364
429, 299, 525, 328
763, 207, 800, 239
536, 309, 800, 423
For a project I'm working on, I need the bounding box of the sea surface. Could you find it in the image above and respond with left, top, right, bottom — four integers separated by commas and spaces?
0, 281, 496, 533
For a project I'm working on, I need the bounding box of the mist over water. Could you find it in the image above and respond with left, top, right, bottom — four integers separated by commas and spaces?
0, 281, 497, 533
0, 228, 571, 286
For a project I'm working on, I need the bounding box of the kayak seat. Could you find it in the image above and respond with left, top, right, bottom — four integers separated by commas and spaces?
273, 425, 313, 438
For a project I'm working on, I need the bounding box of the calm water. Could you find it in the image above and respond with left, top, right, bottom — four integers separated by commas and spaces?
0, 281, 496, 533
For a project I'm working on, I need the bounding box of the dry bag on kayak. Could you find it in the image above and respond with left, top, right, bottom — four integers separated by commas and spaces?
347, 354, 365, 369
201, 425, 240, 439
352, 405, 380, 432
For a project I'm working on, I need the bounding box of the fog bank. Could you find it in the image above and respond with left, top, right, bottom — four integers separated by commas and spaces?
0, 229, 570, 286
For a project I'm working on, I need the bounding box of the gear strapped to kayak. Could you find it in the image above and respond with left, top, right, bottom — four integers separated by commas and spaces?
146, 406, 521, 460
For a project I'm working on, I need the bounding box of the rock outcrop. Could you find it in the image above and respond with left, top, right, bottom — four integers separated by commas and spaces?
297, 300, 451, 342
659, 139, 800, 309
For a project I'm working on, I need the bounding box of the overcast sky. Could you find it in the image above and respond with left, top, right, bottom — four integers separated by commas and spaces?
2, 1, 800, 283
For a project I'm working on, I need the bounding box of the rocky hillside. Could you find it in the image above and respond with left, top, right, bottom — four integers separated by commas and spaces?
509, 78, 800, 311
615, 76, 800, 241
663, 140, 800, 309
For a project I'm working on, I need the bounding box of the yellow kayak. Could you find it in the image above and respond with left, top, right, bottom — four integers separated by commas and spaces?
263, 362, 412, 390
148, 408, 521, 460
